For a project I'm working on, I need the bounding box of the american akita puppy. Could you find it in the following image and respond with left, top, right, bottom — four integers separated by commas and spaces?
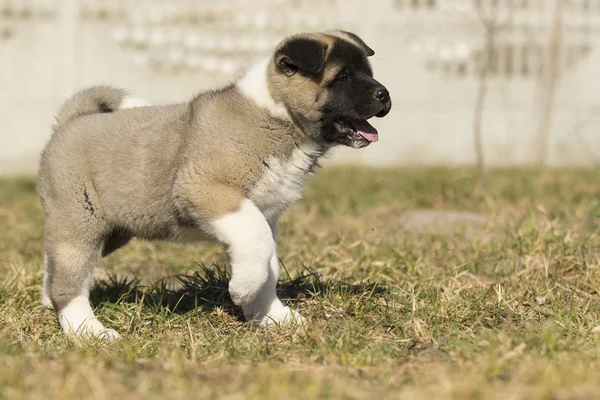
37, 30, 392, 339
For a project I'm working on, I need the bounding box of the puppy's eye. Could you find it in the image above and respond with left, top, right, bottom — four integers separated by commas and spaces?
335, 72, 351, 82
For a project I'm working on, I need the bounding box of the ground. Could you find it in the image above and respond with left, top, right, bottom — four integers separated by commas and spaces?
1, 167, 599, 399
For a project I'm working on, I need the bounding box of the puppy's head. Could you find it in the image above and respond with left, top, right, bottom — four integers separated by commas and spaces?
268, 30, 392, 148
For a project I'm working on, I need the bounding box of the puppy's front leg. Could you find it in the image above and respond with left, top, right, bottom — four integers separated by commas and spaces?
211, 199, 273, 306
241, 220, 306, 326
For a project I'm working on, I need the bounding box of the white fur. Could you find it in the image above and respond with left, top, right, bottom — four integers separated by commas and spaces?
250, 144, 320, 222
211, 199, 274, 306
242, 249, 306, 326
58, 294, 120, 340
119, 95, 152, 110
237, 58, 290, 120
40, 255, 52, 307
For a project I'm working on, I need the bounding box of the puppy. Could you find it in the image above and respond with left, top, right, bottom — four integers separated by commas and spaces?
37, 30, 392, 339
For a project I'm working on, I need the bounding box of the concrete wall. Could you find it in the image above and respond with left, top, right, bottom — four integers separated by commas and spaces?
0, 0, 598, 175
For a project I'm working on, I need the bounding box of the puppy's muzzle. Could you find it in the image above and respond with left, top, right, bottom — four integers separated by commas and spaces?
373, 86, 392, 118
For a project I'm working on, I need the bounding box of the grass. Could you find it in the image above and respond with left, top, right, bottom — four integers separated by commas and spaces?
1, 167, 600, 399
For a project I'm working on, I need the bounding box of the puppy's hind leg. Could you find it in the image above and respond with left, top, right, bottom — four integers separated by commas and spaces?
45, 218, 119, 340
40, 254, 52, 307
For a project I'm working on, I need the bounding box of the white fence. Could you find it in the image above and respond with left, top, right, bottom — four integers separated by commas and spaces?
0, 0, 598, 174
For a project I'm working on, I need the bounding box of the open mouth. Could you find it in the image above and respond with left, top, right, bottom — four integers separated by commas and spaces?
333, 118, 379, 143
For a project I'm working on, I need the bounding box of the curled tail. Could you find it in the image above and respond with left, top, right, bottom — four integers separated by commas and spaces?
54, 85, 151, 129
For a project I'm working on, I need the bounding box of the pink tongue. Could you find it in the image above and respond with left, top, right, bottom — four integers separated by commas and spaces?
351, 119, 379, 142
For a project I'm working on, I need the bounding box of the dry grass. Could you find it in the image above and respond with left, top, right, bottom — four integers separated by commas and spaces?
1, 167, 600, 399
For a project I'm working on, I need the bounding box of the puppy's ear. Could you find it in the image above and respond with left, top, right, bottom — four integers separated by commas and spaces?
274, 37, 328, 75
333, 30, 375, 57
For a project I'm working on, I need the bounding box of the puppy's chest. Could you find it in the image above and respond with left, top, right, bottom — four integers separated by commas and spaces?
250, 146, 320, 220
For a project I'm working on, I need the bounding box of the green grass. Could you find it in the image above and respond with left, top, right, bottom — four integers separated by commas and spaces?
1, 167, 600, 399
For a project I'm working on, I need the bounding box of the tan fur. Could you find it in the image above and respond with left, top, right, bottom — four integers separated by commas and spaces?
324, 30, 375, 56
54, 86, 128, 128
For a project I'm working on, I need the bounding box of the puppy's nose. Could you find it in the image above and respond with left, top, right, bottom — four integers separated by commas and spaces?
374, 87, 390, 103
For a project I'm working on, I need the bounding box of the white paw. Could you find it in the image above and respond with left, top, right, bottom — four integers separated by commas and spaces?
261, 306, 306, 326
61, 319, 121, 341
229, 273, 267, 306
58, 295, 121, 340
96, 328, 121, 340
40, 289, 52, 308
245, 302, 306, 326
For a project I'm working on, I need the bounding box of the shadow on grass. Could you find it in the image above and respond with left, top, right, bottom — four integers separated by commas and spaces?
90, 263, 387, 319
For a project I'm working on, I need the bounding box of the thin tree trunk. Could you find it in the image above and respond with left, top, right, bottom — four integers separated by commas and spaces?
535, 0, 565, 167
473, 28, 494, 190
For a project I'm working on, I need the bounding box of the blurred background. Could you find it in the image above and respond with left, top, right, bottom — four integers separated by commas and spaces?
0, 0, 598, 175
